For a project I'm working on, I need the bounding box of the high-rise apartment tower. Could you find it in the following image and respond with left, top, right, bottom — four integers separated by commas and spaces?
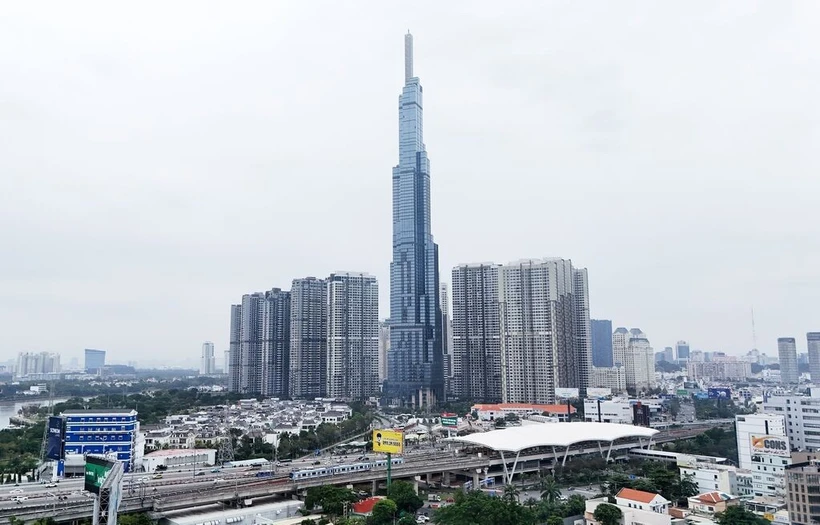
326, 272, 379, 400
778, 337, 799, 384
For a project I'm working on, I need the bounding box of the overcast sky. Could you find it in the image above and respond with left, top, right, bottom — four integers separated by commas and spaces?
1, 2, 818, 366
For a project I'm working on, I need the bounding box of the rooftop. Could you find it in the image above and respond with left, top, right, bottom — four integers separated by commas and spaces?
62, 409, 137, 415
693, 492, 733, 504
472, 403, 577, 414
145, 448, 217, 457
445, 422, 658, 452
617, 487, 664, 504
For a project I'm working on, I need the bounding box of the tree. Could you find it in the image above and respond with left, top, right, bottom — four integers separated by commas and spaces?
305, 486, 357, 517
714, 506, 770, 525
435, 491, 535, 525
118, 514, 153, 525
387, 480, 423, 514
593, 503, 623, 525
564, 494, 587, 517
369, 499, 397, 525
538, 475, 561, 504
502, 483, 520, 503
395, 517, 417, 525
546, 517, 563, 525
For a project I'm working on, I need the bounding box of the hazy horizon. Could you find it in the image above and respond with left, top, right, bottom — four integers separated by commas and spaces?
2, 2, 819, 364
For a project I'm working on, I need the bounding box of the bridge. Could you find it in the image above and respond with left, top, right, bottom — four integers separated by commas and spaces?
0, 424, 721, 524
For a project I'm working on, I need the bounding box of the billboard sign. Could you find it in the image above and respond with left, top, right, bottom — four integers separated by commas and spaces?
46, 416, 65, 461
84, 455, 116, 494
441, 414, 458, 428
587, 388, 612, 398
372, 430, 403, 454
555, 388, 579, 399
751, 435, 790, 457
708, 388, 731, 399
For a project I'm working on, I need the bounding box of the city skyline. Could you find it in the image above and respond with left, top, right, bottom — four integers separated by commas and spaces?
2, 3, 820, 362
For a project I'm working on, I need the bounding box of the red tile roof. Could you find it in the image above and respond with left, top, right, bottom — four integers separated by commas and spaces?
471, 403, 577, 414
617, 487, 660, 504
352, 496, 384, 515
696, 492, 728, 504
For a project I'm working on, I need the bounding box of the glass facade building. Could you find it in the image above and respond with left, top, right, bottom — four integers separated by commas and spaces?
591, 319, 614, 367
387, 32, 442, 406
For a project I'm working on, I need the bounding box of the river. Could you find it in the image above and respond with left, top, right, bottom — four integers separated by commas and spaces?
0, 398, 72, 430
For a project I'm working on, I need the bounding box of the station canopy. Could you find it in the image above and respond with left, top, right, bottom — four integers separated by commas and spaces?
445, 422, 659, 453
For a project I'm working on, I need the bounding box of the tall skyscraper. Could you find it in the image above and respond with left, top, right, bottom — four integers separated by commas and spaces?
228, 304, 242, 391
261, 288, 291, 398
439, 283, 454, 398
451, 263, 502, 402
84, 349, 106, 374
627, 328, 655, 391
573, 268, 592, 395
778, 337, 799, 384
387, 32, 442, 407
497, 258, 590, 404
675, 340, 690, 361
289, 277, 328, 399
378, 321, 390, 384
591, 319, 614, 368
239, 292, 265, 393
612, 328, 655, 391
808, 333, 820, 384
612, 328, 629, 367
200, 341, 215, 375
326, 272, 379, 400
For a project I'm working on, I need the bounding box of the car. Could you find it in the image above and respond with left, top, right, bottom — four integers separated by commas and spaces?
13, 496, 28, 503
213, 478, 225, 484
312, 461, 321, 465
9, 489, 24, 495
195, 471, 205, 476
416, 516, 430, 523
45, 483, 57, 488
152, 474, 163, 479
210, 468, 221, 473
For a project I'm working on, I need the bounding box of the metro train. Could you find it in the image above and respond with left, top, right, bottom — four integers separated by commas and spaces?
289, 457, 405, 480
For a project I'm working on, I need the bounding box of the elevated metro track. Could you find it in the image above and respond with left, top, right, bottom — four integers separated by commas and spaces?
0, 424, 723, 524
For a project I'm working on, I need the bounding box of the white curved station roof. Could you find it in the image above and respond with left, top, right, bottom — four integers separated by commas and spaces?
446, 422, 659, 453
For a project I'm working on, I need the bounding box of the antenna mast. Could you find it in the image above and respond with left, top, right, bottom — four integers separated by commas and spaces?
751, 307, 758, 350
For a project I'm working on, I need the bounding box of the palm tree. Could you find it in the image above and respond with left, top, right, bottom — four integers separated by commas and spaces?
539, 475, 561, 504
502, 483, 520, 503
523, 497, 539, 509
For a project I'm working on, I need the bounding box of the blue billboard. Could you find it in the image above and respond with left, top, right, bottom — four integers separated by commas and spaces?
46, 416, 65, 460
708, 388, 731, 399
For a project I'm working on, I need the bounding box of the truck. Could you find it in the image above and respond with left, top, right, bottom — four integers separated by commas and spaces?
427, 494, 441, 502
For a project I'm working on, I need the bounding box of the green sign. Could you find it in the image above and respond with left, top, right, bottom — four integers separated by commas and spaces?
84, 456, 115, 494
441, 416, 458, 428
676, 389, 689, 397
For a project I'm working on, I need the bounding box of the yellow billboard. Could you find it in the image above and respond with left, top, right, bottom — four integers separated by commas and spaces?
372, 429, 404, 454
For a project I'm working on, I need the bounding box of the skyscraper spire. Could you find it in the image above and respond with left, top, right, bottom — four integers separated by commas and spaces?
389, 32, 441, 407
404, 31, 413, 81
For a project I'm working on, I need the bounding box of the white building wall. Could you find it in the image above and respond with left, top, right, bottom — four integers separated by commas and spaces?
735, 413, 790, 497
583, 399, 633, 424
763, 393, 820, 451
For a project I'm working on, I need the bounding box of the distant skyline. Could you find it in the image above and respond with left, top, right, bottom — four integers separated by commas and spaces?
1, 2, 819, 363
